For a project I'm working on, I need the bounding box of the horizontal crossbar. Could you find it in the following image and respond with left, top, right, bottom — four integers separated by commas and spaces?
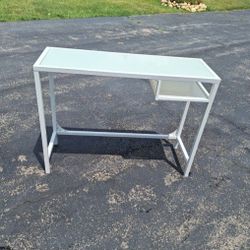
56, 125, 177, 140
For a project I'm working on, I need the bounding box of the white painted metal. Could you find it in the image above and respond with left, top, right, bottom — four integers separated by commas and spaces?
34, 71, 50, 174
197, 81, 209, 98
33, 47, 221, 176
33, 47, 50, 68
178, 137, 189, 161
48, 131, 57, 158
155, 80, 162, 97
174, 101, 190, 149
56, 124, 177, 140
49, 73, 58, 145
184, 83, 219, 177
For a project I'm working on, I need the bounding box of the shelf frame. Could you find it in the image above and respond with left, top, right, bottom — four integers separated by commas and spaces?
33, 47, 221, 177
151, 79, 210, 103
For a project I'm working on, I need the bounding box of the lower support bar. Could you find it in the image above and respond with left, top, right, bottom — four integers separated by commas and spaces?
56, 125, 177, 140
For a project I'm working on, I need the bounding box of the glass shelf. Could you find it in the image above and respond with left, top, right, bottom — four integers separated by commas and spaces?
150, 80, 209, 103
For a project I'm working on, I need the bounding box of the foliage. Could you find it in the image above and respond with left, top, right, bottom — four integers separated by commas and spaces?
0, 0, 250, 22
0, 0, 179, 22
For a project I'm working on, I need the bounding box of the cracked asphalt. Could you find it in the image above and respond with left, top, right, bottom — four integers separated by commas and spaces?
0, 10, 250, 249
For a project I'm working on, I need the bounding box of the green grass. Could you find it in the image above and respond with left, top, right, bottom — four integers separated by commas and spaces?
0, 0, 250, 22
205, 0, 250, 11
0, 0, 177, 22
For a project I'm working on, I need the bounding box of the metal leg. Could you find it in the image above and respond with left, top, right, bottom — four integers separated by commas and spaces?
156, 80, 162, 96
174, 101, 190, 149
34, 71, 50, 174
49, 73, 58, 145
184, 83, 219, 177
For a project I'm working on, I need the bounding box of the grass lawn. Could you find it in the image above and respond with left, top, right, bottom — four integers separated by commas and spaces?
205, 0, 250, 11
0, 0, 250, 22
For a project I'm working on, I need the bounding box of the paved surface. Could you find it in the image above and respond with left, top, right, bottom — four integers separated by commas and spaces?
0, 10, 250, 249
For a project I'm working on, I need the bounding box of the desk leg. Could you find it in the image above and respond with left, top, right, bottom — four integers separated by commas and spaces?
174, 101, 190, 149
184, 83, 219, 177
34, 71, 50, 174
49, 73, 58, 145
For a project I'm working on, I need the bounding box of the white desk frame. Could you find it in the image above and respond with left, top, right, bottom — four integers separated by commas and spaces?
33, 47, 221, 176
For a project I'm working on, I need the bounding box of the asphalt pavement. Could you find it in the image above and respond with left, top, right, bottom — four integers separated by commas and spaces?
0, 10, 249, 249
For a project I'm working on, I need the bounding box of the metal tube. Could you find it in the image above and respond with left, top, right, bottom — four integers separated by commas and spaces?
174, 101, 190, 149
56, 127, 177, 140
49, 73, 58, 145
48, 131, 57, 158
184, 83, 220, 177
178, 137, 189, 161
34, 71, 50, 174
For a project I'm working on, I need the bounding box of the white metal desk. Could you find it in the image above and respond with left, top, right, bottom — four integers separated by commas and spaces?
33, 47, 221, 176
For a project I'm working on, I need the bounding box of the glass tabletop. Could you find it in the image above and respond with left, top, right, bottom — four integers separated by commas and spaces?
34, 47, 221, 83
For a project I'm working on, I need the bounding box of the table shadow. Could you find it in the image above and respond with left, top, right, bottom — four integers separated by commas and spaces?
33, 127, 184, 175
